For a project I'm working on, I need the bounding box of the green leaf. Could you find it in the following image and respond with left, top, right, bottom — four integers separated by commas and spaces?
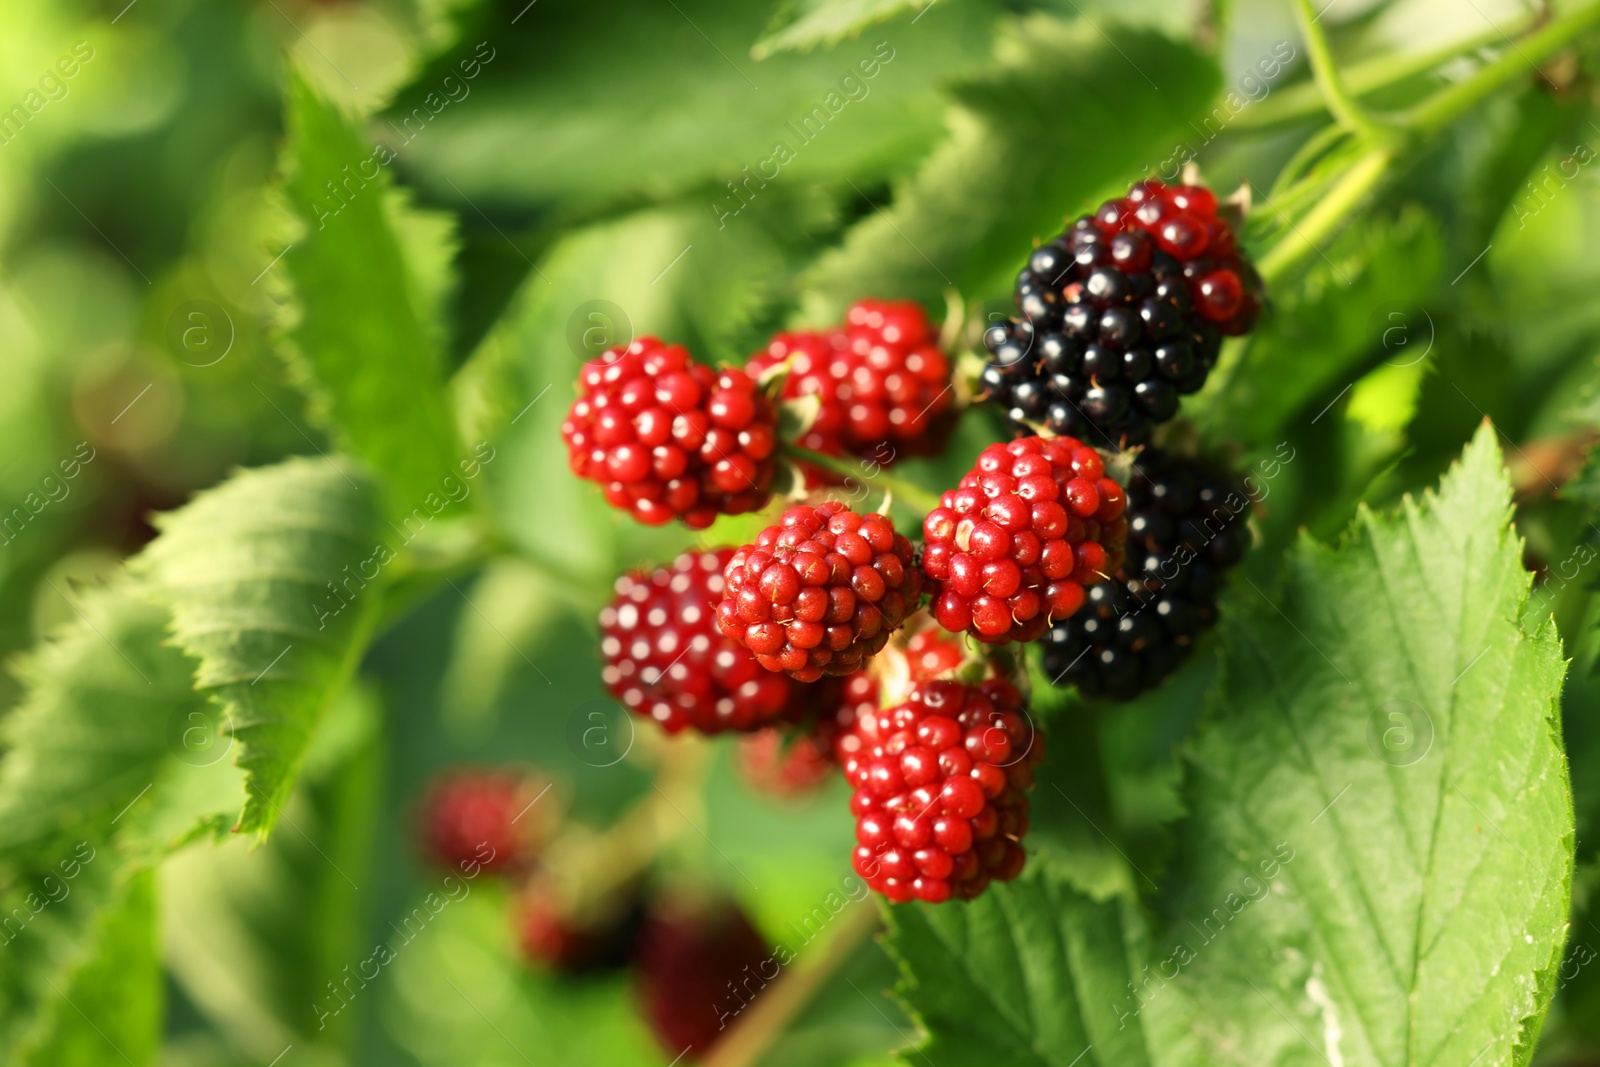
19, 870, 160, 1067
888, 427, 1572, 1066
132, 457, 386, 838
798, 15, 1221, 319
884, 864, 1156, 1066
279, 66, 461, 515
0, 582, 239, 1061
384, 0, 997, 210
160, 684, 382, 1061
1167, 422, 1572, 1065
753, 0, 933, 58
1195, 207, 1445, 450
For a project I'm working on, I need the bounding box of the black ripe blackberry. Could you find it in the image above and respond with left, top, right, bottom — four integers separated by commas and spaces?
1039, 449, 1249, 700
980, 179, 1262, 448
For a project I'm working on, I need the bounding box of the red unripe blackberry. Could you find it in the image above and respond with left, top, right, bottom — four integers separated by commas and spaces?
716, 502, 922, 682
921, 437, 1127, 644
838, 678, 1043, 903
601, 549, 824, 735
633, 896, 773, 1059
418, 769, 546, 874
562, 337, 777, 529
746, 300, 953, 485
981, 179, 1263, 446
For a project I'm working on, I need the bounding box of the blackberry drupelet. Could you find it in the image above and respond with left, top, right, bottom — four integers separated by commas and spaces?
1039, 448, 1249, 699
980, 179, 1263, 447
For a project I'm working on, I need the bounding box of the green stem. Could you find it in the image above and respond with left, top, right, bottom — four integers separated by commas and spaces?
1291, 0, 1382, 136
1405, 0, 1600, 134
1234, 17, 1532, 131
1268, 121, 1351, 197
1256, 145, 1394, 285
783, 444, 944, 515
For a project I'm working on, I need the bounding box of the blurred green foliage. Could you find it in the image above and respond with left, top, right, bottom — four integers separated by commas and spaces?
0, 0, 1598, 1065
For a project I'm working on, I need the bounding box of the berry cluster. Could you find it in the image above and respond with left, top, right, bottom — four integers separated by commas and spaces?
922, 437, 1126, 644
562, 338, 777, 528
981, 179, 1263, 446
1040, 449, 1249, 699
838, 678, 1041, 903
553, 176, 1265, 919
717, 502, 921, 681
747, 299, 953, 481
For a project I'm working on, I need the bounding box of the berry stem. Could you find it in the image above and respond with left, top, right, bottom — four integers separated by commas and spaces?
1255, 144, 1394, 285
699, 902, 881, 1067
781, 444, 944, 516
1290, 0, 1386, 138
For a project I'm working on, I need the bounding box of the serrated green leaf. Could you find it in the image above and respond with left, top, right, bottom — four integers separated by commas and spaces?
798, 15, 1221, 320
279, 66, 461, 515
884, 864, 1156, 1066
1166, 422, 1572, 1065
161, 684, 381, 1061
0, 582, 239, 1061
889, 427, 1572, 1066
753, 0, 932, 58
132, 457, 385, 838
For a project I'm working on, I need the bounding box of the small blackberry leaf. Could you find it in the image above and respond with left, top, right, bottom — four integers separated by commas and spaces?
884, 864, 1160, 1067
1168, 422, 1571, 1064
799, 16, 1221, 320
277, 66, 462, 518
753, 0, 935, 59
0, 583, 239, 1060
132, 456, 386, 839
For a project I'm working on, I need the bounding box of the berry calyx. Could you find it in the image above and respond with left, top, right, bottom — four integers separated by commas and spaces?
716, 502, 923, 682
981, 179, 1263, 446
746, 299, 953, 485
419, 769, 547, 874
633, 896, 773, 1058
838, 678, 1043, 903
921, 437, 1127, 644
1040, 449, 1249, 699
562, 337, 777, 529
602, 548, 827, 735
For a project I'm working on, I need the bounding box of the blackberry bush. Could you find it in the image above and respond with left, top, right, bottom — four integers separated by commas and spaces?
980, 179, 1263, 447
1039, 449, 1249, 699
